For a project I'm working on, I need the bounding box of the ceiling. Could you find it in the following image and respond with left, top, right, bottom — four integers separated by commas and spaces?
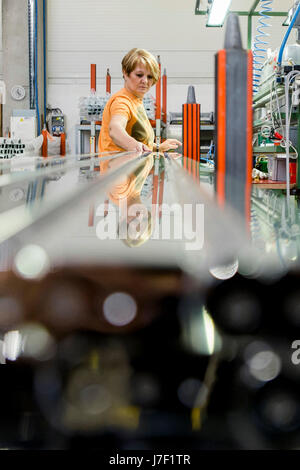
199, 0, 292, 13
231, 0, 290, 11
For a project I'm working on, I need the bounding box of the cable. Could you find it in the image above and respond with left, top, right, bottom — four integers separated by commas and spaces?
205, 141, 214, 161
253, 0, 273, 94
269, 79, 276, 128
274, 80, 284, 132
269, 79, 283, 131
278, 3, 300, 67
35, 0, 41, 135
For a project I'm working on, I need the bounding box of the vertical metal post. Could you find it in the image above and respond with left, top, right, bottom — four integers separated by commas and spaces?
28, 0, 36, 109
248, 14, 252, 50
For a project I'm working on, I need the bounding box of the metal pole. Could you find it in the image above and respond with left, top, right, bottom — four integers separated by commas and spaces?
248, 14, 252, 50
248, 0, 260, 50
28, 0, 35, 109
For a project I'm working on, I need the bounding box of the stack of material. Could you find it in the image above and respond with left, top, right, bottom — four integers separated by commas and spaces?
79, 94, 110, 121
79, 93, 156, 122
0, 138, 25, 159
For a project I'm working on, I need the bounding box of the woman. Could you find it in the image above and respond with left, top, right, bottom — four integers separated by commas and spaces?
98, 48, 181, 161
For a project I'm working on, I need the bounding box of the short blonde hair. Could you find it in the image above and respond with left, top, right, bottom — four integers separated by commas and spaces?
120, 210, 153, 248
122, 48, 160, 85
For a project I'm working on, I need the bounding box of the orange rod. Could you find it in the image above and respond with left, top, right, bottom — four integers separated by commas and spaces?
183, 104, 188, 170
42, 128, 48, 158
155, 61, 161, 120
60, 132, 66, 157
216, 50, 226, 207
106, 68, 111, 94
162, 73, 167, 124
91, 64, 96, 92
197, 105, 200, 180
188, 104, 192, 173
193, 104, 197, 161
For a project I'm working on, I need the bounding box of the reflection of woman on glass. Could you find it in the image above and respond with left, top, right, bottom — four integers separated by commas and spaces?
108, 155, 154, 248
98, 48, 181, 171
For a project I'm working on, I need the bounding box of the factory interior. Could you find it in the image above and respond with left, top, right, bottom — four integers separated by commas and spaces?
3, 0, 300, 452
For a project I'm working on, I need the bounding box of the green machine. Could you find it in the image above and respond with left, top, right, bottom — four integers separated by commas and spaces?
250, 1, 300, 268
253, 57, 300, 188
252, 1, 300, 190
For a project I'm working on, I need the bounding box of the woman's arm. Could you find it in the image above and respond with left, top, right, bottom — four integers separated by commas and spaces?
109, 115, 150, 152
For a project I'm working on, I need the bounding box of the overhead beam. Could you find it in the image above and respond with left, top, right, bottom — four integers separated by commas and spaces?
195, 10, 288, 17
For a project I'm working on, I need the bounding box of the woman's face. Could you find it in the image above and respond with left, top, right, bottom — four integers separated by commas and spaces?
124, 62, 154, 98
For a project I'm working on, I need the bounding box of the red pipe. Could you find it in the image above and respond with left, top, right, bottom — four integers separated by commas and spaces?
155, 56, 161, 120
60, 132, 66, 157
216, 50, 227, 208
106, 68, 111, 94
42, 128, 48, 158
162, 68, 167, 125
91, 64, 96, 92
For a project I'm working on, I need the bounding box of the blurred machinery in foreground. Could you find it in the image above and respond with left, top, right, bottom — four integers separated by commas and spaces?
0, 147, 300, 450
3, 5, 300, 452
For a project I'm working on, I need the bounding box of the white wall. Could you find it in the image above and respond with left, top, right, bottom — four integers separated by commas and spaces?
47, 0, 293, 153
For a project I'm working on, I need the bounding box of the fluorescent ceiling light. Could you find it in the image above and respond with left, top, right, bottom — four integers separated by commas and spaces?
207, 0, 232, 27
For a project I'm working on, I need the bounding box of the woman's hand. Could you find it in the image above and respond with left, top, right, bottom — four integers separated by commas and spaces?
159, 139, 182, 153
129, 141, 150, 153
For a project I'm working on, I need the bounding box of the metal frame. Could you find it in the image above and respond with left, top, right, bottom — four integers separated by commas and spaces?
195, 0, 287, 47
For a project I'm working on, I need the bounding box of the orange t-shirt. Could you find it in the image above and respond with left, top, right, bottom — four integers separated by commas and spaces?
98, 87, 154, 164
108, 155, 154, 206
